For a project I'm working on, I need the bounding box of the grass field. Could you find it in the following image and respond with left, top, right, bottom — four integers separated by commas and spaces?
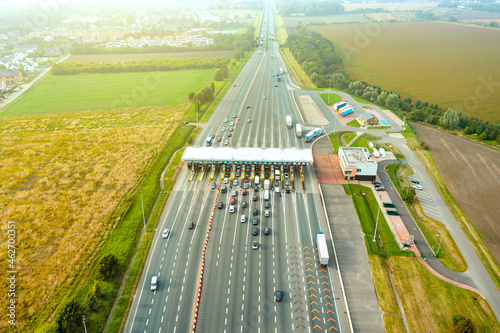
389, 256, 499, 332
413, 123, 500, 281
1, 69, 216, 116
312, 22, 500, 122
282, 14, 371, 26
65, 50, 234, 63
0, 106, 186, 331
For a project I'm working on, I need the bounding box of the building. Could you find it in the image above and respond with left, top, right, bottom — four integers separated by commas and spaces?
45, 47, 62, 57
0, 79, 6, 91
359, 112, 379, 126
338, 147, 377, 181
0, 69, 23, 85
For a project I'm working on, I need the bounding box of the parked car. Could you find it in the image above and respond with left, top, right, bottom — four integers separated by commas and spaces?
375, 186, 386, 191
413, 184, 423, 190
373, 180, 382, 186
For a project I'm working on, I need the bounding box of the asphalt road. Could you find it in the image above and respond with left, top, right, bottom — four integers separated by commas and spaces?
125, 7, 347, 333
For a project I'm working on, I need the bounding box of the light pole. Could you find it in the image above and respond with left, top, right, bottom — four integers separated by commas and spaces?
373, 206, 381, 242
328, 76, 332, 104
436, 234, 442, 257
82, 315, 88, 333
140, 189, 146, 235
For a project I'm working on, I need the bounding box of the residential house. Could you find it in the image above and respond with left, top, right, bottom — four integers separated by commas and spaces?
14, 49, 28, 61
18, 44, 37, 53
0, 69, 23, 85
45, 47, 62, 57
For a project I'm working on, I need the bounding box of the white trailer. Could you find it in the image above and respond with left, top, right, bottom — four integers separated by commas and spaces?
316, 232, 329, 266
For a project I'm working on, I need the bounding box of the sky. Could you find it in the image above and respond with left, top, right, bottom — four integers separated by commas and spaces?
0, 0, 142, 6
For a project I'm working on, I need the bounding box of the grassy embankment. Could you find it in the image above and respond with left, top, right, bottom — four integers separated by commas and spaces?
279, 47, 316, 89
404, 125, 500, 289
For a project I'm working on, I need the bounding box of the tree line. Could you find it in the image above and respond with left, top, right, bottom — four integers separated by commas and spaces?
286, 26, 500, 143
51, 58, 230, 75
279, 1, 345, 16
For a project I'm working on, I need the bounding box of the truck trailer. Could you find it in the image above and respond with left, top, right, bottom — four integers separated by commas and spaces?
304, 128, 323, 143
295, 123, 302, 137
333, 100, 347, 111
316, 232, 329, 266
264, 179, 270, 190
339, 105, 354, 117
285, 115, 292, 128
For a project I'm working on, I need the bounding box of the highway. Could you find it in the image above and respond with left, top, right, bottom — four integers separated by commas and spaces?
124, 7, 344, 333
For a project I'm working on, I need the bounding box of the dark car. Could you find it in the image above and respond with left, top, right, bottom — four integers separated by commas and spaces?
253, 194, 258, 201
264, 227, 270, 235
218, 202, 224, 209
254, 186, 259, 192
375, 186, 386, 191
265, 201, 270, 208
242, 201, 247, 208
253, 208, 258, 216
246, 105, 250, 109
372, 180, 382, 186
252, 217, 258, 225
275, 289, 283, 302
286, 187, 290, 193
252, 227, 258, 236
211, 182, 216, 189
410, 179, 420, 184
188, 222, 194, 229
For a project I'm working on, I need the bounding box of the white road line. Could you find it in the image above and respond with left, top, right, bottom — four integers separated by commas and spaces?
146, 319, 149, 326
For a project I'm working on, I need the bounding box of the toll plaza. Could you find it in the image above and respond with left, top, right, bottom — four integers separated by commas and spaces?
181, 147, 313, 190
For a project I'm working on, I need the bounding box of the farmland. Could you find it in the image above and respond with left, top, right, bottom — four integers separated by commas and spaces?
0, 106, 186, 331
312, 22, 500, 122
66, 50, 234, 63
282, 14, 371, 26
1, 69, 216, 116
413, 123, 500, 265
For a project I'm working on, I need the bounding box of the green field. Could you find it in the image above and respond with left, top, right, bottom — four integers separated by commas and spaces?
312, 22, 500, 122
66, 50, 234, 63
1, 69, 216, 116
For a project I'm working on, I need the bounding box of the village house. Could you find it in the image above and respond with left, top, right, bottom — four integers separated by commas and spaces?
0, 69, 23, 85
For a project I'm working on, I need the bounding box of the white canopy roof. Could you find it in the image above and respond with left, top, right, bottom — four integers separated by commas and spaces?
182, 147, 314, 164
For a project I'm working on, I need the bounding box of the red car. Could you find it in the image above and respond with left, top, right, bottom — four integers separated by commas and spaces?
230, 198, 236, 205
242, 189, 247, 195
217, 136, 221, 142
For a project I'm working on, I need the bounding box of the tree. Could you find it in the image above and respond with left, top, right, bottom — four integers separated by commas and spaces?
98, 254, 120, 281
402, 186, 416, 203
377, 91, 388, 106
452, 314, 474, 333
386, 93, 399, 108
187, 92, 195, 101
440, 108, 459, 129
56, 300, 84, 333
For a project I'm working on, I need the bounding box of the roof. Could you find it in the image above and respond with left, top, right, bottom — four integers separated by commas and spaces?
182, 147, 314, 164
339, 147, 376, 166
0, 69, 21, 77
360, 112, 377, 121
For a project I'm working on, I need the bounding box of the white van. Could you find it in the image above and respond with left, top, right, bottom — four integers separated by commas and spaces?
264, 189, 269, 201
151, 276, 158, 291
255, 176, 260, 185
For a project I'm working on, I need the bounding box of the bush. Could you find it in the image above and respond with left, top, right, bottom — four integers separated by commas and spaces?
98, 254, 120, 281
56, 300, 84, 333
452, 315, 474, 333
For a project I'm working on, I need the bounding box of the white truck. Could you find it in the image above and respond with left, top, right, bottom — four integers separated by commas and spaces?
285, 115, 292, 129
316, 232, 329, 266
295, 123, 302, 137
264, 179, 270, 190
264, 189, 270, 201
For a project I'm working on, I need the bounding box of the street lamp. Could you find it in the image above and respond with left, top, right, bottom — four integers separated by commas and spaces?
328, 76, 332, 104
436, 234, 442, 257
373, 206, 381, 242
140, 189, 146, 235
82, 315, 88, 333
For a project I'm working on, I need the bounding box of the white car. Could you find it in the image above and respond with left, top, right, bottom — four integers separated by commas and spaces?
224, 140, 229, 145
224, 178, 229, 184
240, 215, 247, 223
162, 229, 170, 239
413, 184, 423, 190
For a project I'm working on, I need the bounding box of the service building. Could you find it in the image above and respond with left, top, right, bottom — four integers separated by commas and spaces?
338, 147, 377, 181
